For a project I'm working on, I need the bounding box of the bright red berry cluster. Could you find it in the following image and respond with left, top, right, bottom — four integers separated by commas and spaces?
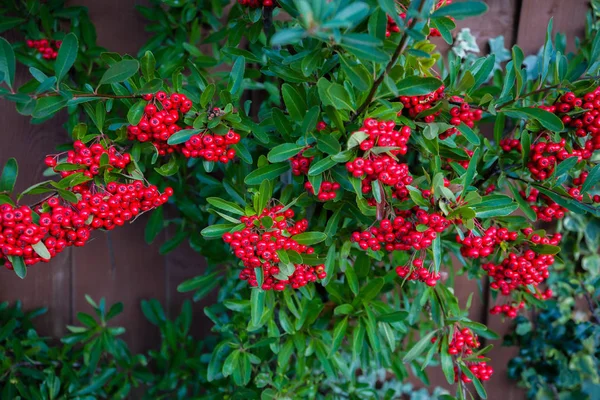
2, 143, 172, 271
351, 208, 450, 253
395, 258, 440, 286
526, 136, 580, 180
354, 118, 411, 155
45, 141, 131, 178
520, 187, 566, 222
304, 181, 340, 201
399, 86, 445, 122
222, 206, 326, 291
449, 327, 494, 383
72, 182, 171, 230
346, 155, 413, 199
456, 227, 518, 259
544, 88, 600, 153
290, 149, 313, 176
444, 100, 483, 139
483, 231, 561, 296
499, 138, 522, 152
26, 38, 61, 60
237, 0, 275, 7
128, 91, 192, 156
490, 301, 525, 319
128, 92, 241, 162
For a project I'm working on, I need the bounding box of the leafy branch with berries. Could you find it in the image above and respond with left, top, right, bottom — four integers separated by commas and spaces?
1, 0, 600, 398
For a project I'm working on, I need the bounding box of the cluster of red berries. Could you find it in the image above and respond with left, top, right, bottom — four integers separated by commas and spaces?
237, 0, 276, 7
443, 100, 483, 139
399, 86, 445, 122
456, 227, 518, 259
483, 231, 561, 296
347, 156, 413, 198
128, 92, 241, 163
2, 142, 172, 270
222, 206, 326, 291
544, 88, 600, 153
45, 141, 131, 178
26, 38, 61, 60
72, 182, 171, 231
0, 200, 90, 269
290, 149, 313, 176
354, 119, 411, 155
499, 138, 522, 152
386, 0, 453, 37
395, 258, 440, 286
304, 181, 340, 201
444, 149, 474, 170
351, 208, 450, 253
520, 187, 566, 222
181, 130, 240, 162
490, 301, 525, 319
526, 136, 585, 180
128, 92, 192, 156
447, 327, 494, 383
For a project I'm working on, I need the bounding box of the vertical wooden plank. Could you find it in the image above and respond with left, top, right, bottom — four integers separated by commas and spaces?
516, 0, 589, 55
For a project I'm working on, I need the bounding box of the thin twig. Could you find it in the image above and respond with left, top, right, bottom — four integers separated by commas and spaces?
351, 1, 426, 121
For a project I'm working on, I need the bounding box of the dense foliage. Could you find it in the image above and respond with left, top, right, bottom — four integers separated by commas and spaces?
1, 0, 600, 399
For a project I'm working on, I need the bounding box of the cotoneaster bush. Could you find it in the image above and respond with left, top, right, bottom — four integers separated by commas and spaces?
0, 0, 600, 399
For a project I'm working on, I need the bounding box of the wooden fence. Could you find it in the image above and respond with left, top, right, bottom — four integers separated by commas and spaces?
0, 0, 591, 398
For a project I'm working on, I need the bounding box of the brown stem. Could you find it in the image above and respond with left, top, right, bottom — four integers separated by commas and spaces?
351, 1, 426, 121
497, 75, 600, 109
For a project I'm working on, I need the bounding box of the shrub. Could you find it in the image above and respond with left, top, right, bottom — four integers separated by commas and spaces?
1, 0, 600, 398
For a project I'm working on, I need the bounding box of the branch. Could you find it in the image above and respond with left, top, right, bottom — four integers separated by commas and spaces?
497, 75, 600, 110
351, 1, 426, 121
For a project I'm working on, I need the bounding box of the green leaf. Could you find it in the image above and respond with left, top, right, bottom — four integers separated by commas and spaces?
377, 311, 408, 323
441, 335, 455, 384
508, 183, 537, 222
201, 223, 241, 238
0, 37, 16, 89
0, 17, 25, 34
245, 163, 290, 185
271, 28, 306, 46
200, 84, 216, 108
432, 1, 489, 20
396, 76, 443, 96
33, 96, 68, 118
339, 55, 371, 91
505, 107, 564, 132
228, 56, 245, 96
345, 266, 359, 296
341, 33, 389, 63
55, 33, 78, 82
145, 206, 164, 243
166, 128, 202, 145
461, 147, 480, 191
582, 163, 600, 194
329, 316, 349, 356
291, 232, 327, 245
0, 158, 18, 193
460, 364, 487, 398
456, 122, 480, 145
251, 289, 265, 327
308, 156, 337, 176
177, 271, 220, 292
207, 197, 245, 215
99, 60, 140, 86
357, 278, 384, 303
31, 241, 51, 260
141, 51, 156, 80
8, 256, 26, 279
127, 100, 146, 126
267, 143, 305, 163
282, 84, 306, 121
403, 330, 437, 363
